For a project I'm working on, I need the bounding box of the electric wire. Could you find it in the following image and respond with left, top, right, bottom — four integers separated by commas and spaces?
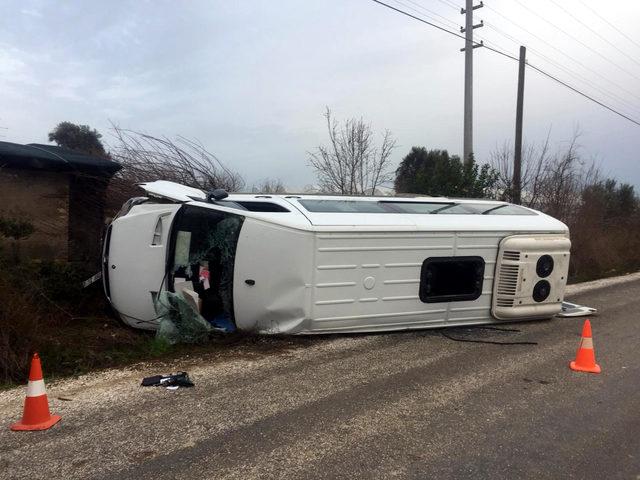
440, 327, 538, 345
546, 0, 640, 70
371, 0, 472, 42
390, 0, 458, 29
369, 0, 640, 127
482, 3, 640, 106
481, 20, 640, 117
433, 0, 459, 12
511, 0, 640, 83
526, 63, 640, 127
397, 0, 460, 29
578, 0, 640, 51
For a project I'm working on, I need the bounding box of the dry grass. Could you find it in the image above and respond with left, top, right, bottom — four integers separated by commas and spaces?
0, 260, 157, 385
568, 215, 640, 283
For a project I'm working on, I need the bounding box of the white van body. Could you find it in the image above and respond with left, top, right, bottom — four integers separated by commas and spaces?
103, 181, 570, 334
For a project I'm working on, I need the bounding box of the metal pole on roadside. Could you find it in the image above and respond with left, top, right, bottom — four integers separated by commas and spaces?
513, 45, 526, 205
461, 0, 483, 166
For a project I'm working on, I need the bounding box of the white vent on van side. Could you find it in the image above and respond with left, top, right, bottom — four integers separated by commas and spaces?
496, 263, 520, 298
503, 250, 521, 261
496, 297, 514, 307
495, 249, 521, 308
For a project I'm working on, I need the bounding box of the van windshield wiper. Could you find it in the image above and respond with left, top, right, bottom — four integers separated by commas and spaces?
481, 204, 509, 215
430, 203, 458, 214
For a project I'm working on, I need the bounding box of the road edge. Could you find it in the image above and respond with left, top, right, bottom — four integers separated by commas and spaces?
565, 271, 640, 296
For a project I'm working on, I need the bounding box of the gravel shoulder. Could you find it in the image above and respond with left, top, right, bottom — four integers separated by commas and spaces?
1, 273, 639, 480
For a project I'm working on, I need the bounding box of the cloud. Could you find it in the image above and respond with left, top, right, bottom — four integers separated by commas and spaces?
0, 0, 638, 190
20, 8, 42, 18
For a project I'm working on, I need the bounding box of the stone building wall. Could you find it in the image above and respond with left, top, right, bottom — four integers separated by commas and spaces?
0, 168, 69, 261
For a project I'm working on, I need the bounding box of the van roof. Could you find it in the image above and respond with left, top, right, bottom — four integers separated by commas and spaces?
138, 181, 568, 233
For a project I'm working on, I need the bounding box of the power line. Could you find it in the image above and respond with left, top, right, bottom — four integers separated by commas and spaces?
398, 0, 459, 29
368, 0, 640, 128
370, 0, 474, 43
511, 0, 640, 83
390, 0, 458, 29
482, 21, 640, 117
546, 0, 640, 70
481, 4, 640, 106
477, 29, 640, 120
433, 0, 459, 12
578, 0, 640, 51
370, 0, 515, 61
527, 63, 640, 127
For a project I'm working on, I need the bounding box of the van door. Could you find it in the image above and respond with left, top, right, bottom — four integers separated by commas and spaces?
166, 205, 244, 331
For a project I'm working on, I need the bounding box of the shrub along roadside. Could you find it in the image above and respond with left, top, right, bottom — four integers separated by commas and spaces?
0, 259, 166, 386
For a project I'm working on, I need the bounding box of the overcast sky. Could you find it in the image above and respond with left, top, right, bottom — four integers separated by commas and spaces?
1, 0, 639, 189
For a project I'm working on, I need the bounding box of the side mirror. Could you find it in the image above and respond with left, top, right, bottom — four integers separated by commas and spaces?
206, 189, 228, 202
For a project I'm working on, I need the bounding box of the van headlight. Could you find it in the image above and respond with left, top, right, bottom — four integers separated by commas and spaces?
536, 255, 554, 278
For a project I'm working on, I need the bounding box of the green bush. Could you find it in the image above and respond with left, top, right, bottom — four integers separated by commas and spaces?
395, 147, 498, 198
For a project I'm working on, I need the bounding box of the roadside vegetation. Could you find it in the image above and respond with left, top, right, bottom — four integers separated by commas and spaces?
0, 256, 166, 386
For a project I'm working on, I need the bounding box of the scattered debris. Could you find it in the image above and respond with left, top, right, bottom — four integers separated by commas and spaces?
439, 326, 538, 346
557, 301, 597, 317
82, 271, 102, 288
154, 291, 213, 344
141, 371, 195, 389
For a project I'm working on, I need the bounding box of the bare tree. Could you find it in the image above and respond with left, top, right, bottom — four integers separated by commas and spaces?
489, 129, 551, 207
106, 126, 245, 212
308, 108, 397, 195
489, 128, 598, 222
251, 178, 287, 194
109, 125, 244, 190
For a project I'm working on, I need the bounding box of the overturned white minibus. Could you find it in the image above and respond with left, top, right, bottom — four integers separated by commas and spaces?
102, 181, 570, 334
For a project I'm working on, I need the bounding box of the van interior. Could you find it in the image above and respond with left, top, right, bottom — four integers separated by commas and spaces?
167, 205, 243, 331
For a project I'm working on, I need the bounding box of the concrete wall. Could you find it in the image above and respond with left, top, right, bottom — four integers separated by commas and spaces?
0, 168, 69, 261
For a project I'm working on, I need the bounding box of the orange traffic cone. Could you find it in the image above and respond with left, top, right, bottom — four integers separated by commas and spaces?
569, 319, 601, 374
10, 353, 61, 431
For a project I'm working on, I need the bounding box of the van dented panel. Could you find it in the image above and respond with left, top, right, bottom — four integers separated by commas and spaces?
232, 226, 569, 334
233, 218, 315, 333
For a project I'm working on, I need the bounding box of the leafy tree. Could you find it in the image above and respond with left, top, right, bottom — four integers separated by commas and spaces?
581, 179, 638, 220
394, 147, 498, 198
48, 122, 107, 157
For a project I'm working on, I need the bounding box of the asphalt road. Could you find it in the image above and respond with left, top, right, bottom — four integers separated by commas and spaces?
1, 275, 639, 480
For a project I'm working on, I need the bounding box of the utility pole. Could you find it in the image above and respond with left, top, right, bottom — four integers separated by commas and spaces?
513, 45, 526, 205
460, 0, 483, 166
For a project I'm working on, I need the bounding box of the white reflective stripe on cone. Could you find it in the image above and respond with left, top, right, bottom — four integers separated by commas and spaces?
26, 379, 47, 397
581, 337, 594, 349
